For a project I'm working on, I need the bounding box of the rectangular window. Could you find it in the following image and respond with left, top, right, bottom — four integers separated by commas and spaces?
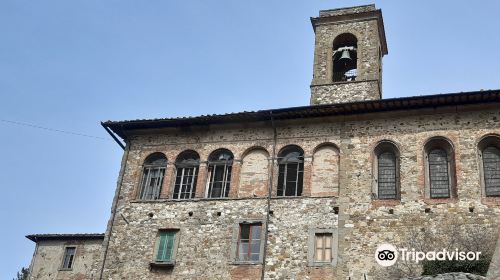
378, 152, 397, 199
314, 233, 332, 262
61, 247, 76, 269
156, 231, 177, 262
308, 229, 337, 267
207, 164, 232, 198
237, 223, 262, 262
173, 166, 198, 199
277, 162, 304, 197
140, 166, 166, 200
428, 149, 451, 198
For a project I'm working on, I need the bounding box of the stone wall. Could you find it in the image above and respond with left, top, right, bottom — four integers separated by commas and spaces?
402, 273, 485, 280
310, 80, 379, 105
100, 105, 500, 279
29, 239, 102, 280
487, 235, 500, 279
101, 198, 337, 279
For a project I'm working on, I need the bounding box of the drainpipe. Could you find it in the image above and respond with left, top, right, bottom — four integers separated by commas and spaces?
99, 131, 130, 279
261, 111, 277, 280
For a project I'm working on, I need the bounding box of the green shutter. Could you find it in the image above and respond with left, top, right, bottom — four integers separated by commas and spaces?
156, 232, 175, 262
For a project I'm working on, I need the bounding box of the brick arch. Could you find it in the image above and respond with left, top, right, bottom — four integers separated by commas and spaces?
312, 142, 340, 156
240, 146, 270, 159
207, 148, 234, 162
477, 133, 500, 151
174, 149, 200, 162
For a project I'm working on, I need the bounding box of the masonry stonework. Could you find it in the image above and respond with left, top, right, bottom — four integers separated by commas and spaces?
310, 5, 387, 105
100, 107, 500, 279
28, 237, 102, 280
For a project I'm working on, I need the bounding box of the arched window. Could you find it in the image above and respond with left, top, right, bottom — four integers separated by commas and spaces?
478, 136, 500, 197
207, 149, 233, 198
173, 150, 200, 200
139, 153, 167, 200
332, 33, 357, 82
373, 142, 400, 200
424, 138, 455, 199
482, 146, 500, 196
277, 146, 304, 197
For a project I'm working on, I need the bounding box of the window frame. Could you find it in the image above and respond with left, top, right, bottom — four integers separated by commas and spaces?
231, 220, 266, 265
138, 153, 168, 201
423, 137, 456, 200
428, 148, 451, 198
60, 246, 77, 271
172, 151, 200, 200
372, 141, 400, 200
206, 149, 233, 198
308, 228, 338, 267
277, 146, 304, 197
151, 229, 180, 267
478, 135, 500, 197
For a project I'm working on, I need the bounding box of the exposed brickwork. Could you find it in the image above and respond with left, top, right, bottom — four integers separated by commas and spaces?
99, 107, 500, 279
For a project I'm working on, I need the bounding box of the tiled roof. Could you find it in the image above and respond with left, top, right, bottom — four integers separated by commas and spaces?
26, 233, 105, 242
102, 89, 500, 140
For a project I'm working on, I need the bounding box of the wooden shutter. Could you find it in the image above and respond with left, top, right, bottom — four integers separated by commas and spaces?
378, 152, 397, 199
428, 149, 450, 198
156, 231, 175, 262
483, 146, 500, 196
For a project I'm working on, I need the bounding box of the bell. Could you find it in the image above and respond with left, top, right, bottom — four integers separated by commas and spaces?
339, 49, 351, 61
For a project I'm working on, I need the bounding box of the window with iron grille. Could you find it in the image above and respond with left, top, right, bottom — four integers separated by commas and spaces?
277, 146, 304, 197
378, 152, 397, 199
482, 146, 500, 196
173, 150, 199, 199
428, 148, 450, 198
314, 233, 333, 263
156, 230, 177, 263
237, 223, 262, 262
139, 153, 167, 200
61, 247, 76, 270
207, 149, 233, 198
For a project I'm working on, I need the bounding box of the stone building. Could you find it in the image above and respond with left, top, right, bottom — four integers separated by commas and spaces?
26, 234, 103, 280
26, 4, 500, 280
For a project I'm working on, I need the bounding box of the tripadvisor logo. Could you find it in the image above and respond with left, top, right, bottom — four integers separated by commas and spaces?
375, 244, 482, 267
375, 244, 398, 267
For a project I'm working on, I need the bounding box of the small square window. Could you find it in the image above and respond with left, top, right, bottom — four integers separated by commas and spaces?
61, 247, 76, 270
308, 228, 338, 266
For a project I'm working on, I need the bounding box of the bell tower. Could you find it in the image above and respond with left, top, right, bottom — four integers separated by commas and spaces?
310, 5, 388, 105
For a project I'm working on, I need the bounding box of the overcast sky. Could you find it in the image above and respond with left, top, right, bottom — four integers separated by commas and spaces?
1, 0, 500, 277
